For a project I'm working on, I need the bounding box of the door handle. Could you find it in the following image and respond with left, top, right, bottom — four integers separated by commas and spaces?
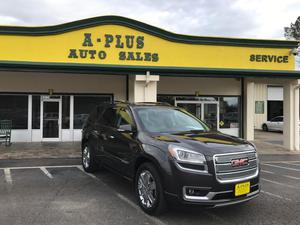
109, 135, 115, 139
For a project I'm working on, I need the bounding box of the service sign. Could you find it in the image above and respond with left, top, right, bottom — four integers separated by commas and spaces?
0, 23, 296, 71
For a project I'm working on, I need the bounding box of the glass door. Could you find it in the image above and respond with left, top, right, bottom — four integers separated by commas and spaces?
41, 97, 62, 141
175, 100, 219, 131
203, 103, 218, 130
176, 102, 201, 118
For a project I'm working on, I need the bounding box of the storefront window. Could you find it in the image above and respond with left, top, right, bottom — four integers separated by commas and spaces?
62, 96, 70, 129
219, 97, 240, 129
0, 95, 28, 129
32, 95, 40, 129
74, 95, 112, 129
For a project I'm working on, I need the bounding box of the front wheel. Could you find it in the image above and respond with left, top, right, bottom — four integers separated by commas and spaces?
262, 124, 268, 131
135, 163, 167, 215
82, 142, 99, 173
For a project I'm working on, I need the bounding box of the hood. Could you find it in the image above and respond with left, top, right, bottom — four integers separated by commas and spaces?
146, 131, 255, 156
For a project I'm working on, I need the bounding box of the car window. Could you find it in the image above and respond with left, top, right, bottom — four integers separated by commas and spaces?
135, 107, 209, 133
271, 117, 283, 122
116, 107, 133, 128
101, 107, 118, 127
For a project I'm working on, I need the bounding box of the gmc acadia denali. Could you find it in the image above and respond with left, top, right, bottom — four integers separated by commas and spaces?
81, 102, 260, 215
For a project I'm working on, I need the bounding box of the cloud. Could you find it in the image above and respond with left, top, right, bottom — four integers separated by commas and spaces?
0, 0, 298, 39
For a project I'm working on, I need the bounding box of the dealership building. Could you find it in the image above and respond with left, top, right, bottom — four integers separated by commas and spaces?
0, 16, 299, 150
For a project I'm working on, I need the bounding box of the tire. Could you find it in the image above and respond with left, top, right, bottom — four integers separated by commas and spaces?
135, 163, 167, 215
262, 124, 268, 131
81, 140, 100, 173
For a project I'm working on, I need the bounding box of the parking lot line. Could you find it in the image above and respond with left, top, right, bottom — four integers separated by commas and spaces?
40, 167, 53, 179
76, 166, 168, 225
0, 165, 80, 170
282, 175, 300, 180
261, 178, 300, 190
281, 162, 300, 167
261, 163, 300, 172
262, 161, 300, 164
261, 170, 274, 174
4, 168, 12, 184
260, 190, 292, 201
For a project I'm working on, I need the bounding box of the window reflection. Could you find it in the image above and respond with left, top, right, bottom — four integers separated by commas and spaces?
74, 95, 112, 129
219, 97, 240, 129
0, 95, 28, 129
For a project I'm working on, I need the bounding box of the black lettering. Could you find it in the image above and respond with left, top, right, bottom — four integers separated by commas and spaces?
127, 52, 135, 60
125, 35, 134, 48
98, 51, 107, 59
136, 36, 144, 49
283, 56, 289, 63
119, 51, 126, 60
104, 34, 114, 47
68, 49, 78, 58
262, 55, 267, 62
152, 53, 159, 62
144, 52, 152, 61
115, 35, 124, 48
89, 50, 97, 59
268, 55, 275, 62
82, 33, 93, 47
135, 52, 143, 61
277, 56, 283, 63
250, 54, 255, 62
256, 55, 261, 62
79, 49, 88, 58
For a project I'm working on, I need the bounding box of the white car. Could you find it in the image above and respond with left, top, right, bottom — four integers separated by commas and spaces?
262, 116, 283, 132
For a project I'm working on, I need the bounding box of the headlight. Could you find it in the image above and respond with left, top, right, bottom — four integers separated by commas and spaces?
168, 145, 206, 165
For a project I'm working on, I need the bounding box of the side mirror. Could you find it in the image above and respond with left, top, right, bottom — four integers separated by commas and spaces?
118, 124, 136, 133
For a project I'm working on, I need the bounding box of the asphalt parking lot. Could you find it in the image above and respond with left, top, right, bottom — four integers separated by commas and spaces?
0, 156, 299, 225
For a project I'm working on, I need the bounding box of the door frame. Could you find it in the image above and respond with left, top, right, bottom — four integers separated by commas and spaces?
175, 100, 220, 130
40, 96, 62, 142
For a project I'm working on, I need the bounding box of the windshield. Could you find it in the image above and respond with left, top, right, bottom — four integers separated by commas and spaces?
135, 107, 209, 133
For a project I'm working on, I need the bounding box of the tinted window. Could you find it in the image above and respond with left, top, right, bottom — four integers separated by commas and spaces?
116, 108, 133, 128
102, 107, 118, 127
272, 117, 283, 122
0, 95, 28, 129
74, 95, 112, 129
135, 107, 208, 133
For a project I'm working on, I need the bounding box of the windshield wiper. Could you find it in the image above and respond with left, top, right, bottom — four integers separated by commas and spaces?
174, 129, 206, 134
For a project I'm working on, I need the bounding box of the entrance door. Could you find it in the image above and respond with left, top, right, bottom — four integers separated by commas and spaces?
41, 97, 62, 141
175, 100, 219, 131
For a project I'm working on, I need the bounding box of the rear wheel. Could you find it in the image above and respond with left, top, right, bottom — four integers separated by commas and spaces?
135, 163, 167, 215
262, 124, 268, 131
82, 141, 99, 173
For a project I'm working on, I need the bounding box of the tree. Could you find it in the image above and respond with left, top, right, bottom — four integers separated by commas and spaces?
284, 16, 300, 40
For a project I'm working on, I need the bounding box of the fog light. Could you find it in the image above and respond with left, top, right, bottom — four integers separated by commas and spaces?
185, 187, 209, 197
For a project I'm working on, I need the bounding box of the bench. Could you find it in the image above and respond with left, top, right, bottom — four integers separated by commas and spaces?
0, 120, 12, 146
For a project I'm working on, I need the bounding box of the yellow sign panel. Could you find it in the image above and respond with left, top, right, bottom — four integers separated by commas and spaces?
0, 24, 295, 71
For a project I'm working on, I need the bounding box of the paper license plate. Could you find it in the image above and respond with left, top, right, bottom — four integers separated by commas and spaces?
235, 181, 250, 196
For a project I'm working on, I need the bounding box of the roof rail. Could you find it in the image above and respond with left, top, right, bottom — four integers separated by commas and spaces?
137, 102, 171, 106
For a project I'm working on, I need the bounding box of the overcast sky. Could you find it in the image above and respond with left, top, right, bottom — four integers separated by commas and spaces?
0, 0, 299, 39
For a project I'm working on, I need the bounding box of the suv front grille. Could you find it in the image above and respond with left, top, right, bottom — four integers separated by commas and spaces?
213, 151, 259, 183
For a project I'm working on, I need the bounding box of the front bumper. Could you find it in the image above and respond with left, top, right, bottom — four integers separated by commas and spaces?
164, 158, 260, 207
182, 183, 260, 207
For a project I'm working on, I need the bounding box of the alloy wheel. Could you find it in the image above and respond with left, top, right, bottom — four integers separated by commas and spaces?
137, 170, 157, 208
82, 146, 90, 169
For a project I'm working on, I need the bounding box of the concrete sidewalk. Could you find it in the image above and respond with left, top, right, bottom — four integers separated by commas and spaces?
0, 142, 81, 160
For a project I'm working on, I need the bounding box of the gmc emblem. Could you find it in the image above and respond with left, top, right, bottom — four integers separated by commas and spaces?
231, 158, 249, 167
